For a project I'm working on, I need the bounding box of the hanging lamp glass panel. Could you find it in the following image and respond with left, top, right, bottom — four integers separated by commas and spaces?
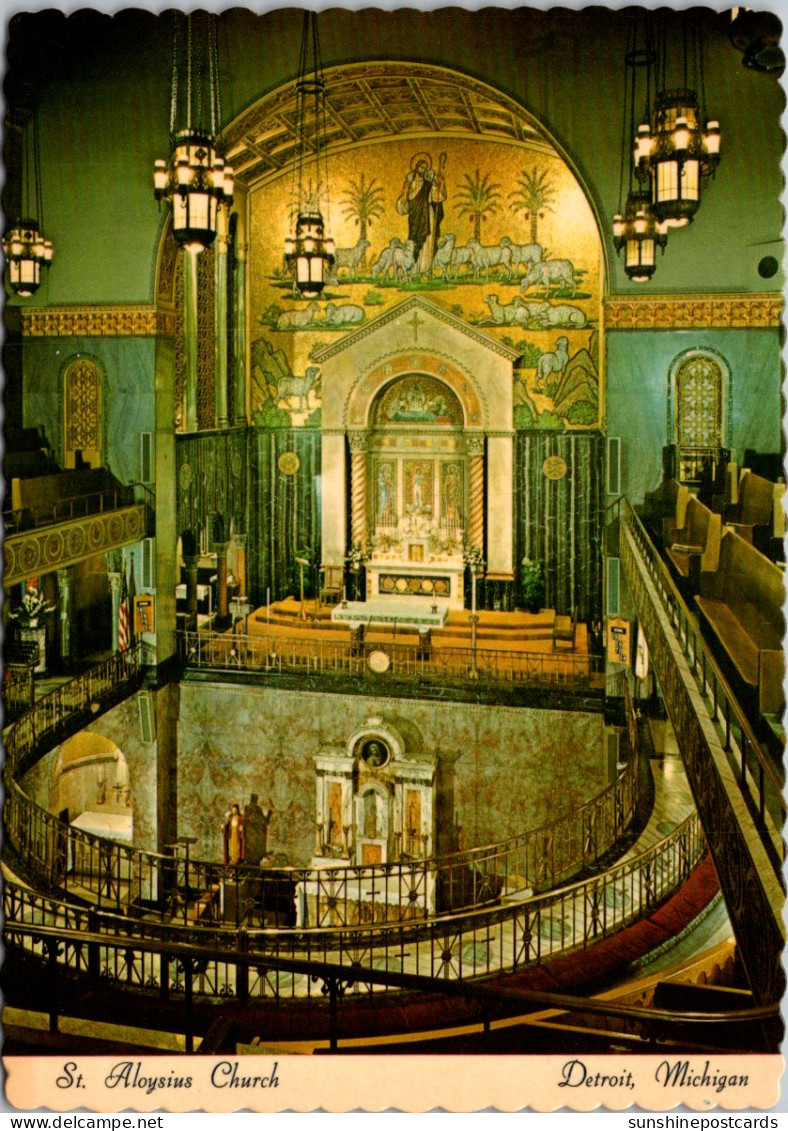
647, 90, 719, 227
3, 220, 53, 297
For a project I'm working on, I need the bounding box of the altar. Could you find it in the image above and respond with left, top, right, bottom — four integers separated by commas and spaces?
365, 560, 465, 610
332, 595, 448, 629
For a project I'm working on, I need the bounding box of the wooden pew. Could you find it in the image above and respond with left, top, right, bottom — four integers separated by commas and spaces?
724, 469, 777, 544
661, 483, 692, 547
695, 529, 785, 718
664, 496, 722, 588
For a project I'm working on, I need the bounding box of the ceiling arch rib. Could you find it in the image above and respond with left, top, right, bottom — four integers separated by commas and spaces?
223, 62, 555, 190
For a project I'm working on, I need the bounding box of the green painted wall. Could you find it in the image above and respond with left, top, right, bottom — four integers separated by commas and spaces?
606, 328, 782, 506
22, 337, 156, 481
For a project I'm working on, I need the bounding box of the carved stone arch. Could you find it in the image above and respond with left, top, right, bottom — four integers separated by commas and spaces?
345, 350, 486, 432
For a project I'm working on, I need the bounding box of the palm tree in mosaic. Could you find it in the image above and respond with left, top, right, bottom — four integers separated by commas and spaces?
340, 174, 386, 269
509, 163, 558, 245
453, 169, 503, 241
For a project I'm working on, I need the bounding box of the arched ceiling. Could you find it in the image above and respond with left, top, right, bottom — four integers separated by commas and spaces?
224, 62, 558, 190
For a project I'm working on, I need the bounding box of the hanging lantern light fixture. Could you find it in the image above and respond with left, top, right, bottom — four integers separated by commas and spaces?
153, 12, 233, 253
613, 19, 667, 282
3, 109, 53, 297
634, 11, 721, 228
284, 11, 335, 298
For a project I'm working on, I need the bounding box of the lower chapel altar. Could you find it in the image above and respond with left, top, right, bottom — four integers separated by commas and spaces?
316, 296, 519, 611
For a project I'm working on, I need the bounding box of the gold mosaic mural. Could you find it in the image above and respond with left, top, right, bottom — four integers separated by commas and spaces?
249, 136, 602, 430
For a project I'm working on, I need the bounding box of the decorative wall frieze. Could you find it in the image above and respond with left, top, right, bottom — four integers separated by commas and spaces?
604, 292, 783, 330
3, 504, 147, 587
21, 306, 176, 338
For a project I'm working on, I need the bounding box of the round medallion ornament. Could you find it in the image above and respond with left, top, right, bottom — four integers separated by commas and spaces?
179, 462, 193, 491
278, 451, 301, 476
231, 449, 243, 478
543, 455, 568, 481
368, 650, 391, 674
359, 735, 390, 766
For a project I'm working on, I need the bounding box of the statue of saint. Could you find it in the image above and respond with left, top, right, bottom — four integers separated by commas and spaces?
244, 794, 273, 865
222, 802, 245, 865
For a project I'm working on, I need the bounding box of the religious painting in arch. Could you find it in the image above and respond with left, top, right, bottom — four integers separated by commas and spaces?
231, 62, 603, 431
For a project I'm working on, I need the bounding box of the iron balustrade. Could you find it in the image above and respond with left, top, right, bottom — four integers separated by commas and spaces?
5, 487, 134, 532
179, 628, 604, 689
5, 739, 639, 926
2, 664, 35, 723
3, 808, 704, 1007
3, 645, 145, 776
621, 500, 785, 864
620, 498, 786, 1007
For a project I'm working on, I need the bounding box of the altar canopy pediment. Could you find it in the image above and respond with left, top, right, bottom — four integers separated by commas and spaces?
314, 295, 517, 431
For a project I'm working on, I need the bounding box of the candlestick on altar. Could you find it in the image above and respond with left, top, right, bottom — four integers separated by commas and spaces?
266, 587, 270, 625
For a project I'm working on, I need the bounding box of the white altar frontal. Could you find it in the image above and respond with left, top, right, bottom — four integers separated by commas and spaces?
332, 594, 449, 628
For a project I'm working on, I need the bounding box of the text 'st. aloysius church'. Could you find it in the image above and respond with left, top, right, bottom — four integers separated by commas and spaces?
2, 5, 785, 1088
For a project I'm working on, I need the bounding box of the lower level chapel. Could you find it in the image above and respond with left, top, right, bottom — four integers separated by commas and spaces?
1, 3, 784, 1096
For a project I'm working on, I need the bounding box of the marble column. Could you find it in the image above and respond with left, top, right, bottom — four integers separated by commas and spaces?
348, 431, 369, 551
214, 216, 229, 428
233, 532, 248, 599
233, 242, 247, 425
108, 571, 121, 653
321, 430, 348, 568
466, 432, 485, 554
184, 249, 199, 432
56, 567, 72, 662
183, 553, 200, 630
486, 432, 514, 578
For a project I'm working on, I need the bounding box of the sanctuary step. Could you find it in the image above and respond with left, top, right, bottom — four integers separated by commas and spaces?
249, 599, 588, 656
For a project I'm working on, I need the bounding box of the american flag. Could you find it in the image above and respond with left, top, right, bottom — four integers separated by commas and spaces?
118, 567, 130, 653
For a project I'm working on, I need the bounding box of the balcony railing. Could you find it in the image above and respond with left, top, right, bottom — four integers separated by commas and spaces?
4, 677, 639, 927
4, 807, 704, 1006
179, 629, 605, 692
619, 497, 786, 1007
5, 486, 135, 532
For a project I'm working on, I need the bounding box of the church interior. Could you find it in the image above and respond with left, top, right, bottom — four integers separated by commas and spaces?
1, 5, 785, 1063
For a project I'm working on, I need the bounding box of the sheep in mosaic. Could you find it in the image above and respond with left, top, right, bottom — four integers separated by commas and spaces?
520, 258, 577, 299
324, 302, 365, 326
370, 237, 403, 280
536, 336, 570, 390
431, 233, 456, 281
276, 301, 322, 331
499, 236, 543, 275
334, 238, 371, 281
467, 237, 513, 282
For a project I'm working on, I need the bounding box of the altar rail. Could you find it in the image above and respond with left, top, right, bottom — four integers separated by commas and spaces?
178, 629, 604, 689
4, 651, 637, 928
3, 809, 704, 1009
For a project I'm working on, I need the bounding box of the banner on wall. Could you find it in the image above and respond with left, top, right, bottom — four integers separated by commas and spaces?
134, 594, 155, 635
606, 617, 631, 667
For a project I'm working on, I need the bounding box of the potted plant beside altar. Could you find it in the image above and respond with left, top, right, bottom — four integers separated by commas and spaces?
346, 541, 367, 602
520, 557, 546, 614
9, 588, 56, 674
